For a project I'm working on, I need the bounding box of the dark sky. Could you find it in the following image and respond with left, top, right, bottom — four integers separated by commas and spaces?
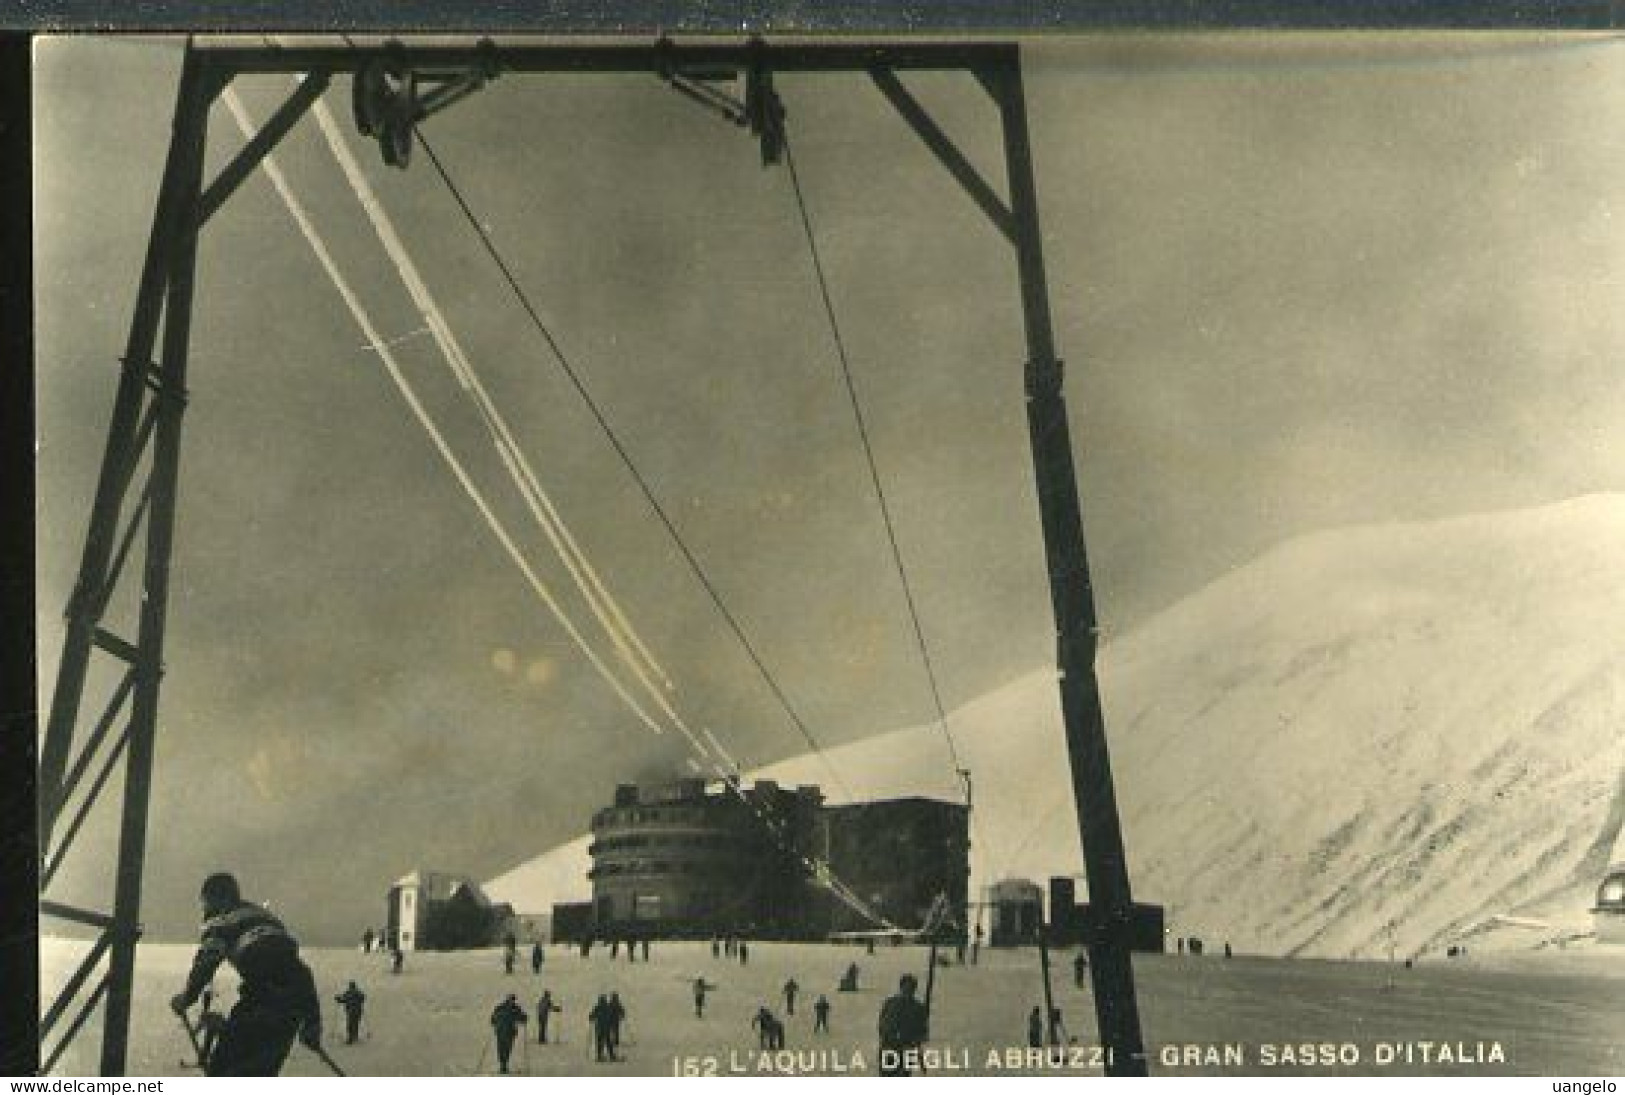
35, 34, 1625, 944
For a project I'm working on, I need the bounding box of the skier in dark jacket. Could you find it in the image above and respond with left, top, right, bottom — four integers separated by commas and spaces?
489, 995, 528, 1073
531, 942, 545, 975
168, 873, 322, 1076
607, 991, 627, 1053
588, 995, 617, 1062
334, 981, 366, 1044
813, 995, 831, 1034
753, 1006, 785, 1050
782, 977, 799, 1016
877, 974, 928, 1076
535, 990, 561, 1044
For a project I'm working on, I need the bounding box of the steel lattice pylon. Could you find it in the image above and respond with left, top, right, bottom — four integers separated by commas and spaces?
37, 37, 1150, 1076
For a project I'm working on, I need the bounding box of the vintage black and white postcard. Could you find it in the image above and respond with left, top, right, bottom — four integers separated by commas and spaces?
29, 25, 1625, 1079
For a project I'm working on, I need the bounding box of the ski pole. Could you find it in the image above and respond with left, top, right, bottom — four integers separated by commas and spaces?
306, 1042, 348, 1077
173, 1007, 205, 1065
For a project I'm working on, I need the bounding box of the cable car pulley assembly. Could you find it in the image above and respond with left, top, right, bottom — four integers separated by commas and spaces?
352, 40, 500, 167
353, 37, 784, 170
653, 36, 786, 166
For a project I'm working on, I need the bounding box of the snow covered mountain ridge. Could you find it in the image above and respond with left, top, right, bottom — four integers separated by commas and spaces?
490, 495, 1625, 959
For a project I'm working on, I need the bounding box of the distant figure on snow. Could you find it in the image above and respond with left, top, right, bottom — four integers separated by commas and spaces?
391, 946, 404, 975
739, 941, 750, 966
503, 933, 518, 975
693, 978, 712, 1018
608, 992, 627, 1053
753, 1006, 786, 1050
1027, 1006, 1044, 1048
361, 928, 375, 954
168, 872, 322, 1077
1073, 950, 1088, 987
489, 994, 527, 1074
782, 978, 799, 1016
1224, 941, 1233, 959
588, 995, 617, 1062
531, 942, 545, 975
813, 995, 831, 1034
535, 990, 561, 1044
334, 981, 366, 1044
839, 963, 860, 993
877, 974, 928, 1077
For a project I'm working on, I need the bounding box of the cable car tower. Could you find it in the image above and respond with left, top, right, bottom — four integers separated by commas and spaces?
37, 37, 1151, 1076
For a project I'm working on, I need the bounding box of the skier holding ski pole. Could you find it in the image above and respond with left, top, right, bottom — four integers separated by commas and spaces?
169, 872, 323, 1077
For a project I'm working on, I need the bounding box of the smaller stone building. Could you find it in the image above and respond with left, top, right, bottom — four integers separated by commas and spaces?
987, 878, 1044, 946
1046, 876, 1166, 952
387, 869, 515, 952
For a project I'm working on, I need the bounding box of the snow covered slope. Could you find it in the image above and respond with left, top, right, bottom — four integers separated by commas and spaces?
489, 496, 1625, 960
